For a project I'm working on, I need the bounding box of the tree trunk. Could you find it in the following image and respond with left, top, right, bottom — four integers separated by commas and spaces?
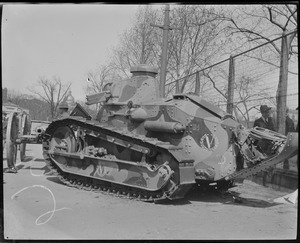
226, 56, 235, 114
276, 32, 289, 134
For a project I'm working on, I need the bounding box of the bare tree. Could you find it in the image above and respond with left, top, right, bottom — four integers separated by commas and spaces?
221, 4, 297, 133
234, 75, 275, 127
108, 5, 231, 98
109, 6, 161, 78
85, 64, 118, 94
84, 63, 120, 112
220, 5, 297, 56
28, 76, 71, 119
167, 5, 228, 95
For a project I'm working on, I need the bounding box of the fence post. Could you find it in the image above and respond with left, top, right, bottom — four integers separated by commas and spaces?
227, 55, 235, 114
194, 72, 200, 95
276, 31, 289, 135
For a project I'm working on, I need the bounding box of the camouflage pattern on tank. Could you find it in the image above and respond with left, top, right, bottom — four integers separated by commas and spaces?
42, 64, 298, 202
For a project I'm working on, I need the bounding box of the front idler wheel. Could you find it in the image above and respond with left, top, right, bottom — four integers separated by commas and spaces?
49, 126, 76, 153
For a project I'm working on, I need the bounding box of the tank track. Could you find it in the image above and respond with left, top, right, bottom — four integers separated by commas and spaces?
42, 117, 187, 202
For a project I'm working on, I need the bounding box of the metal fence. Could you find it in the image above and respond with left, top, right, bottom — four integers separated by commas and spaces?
166, 32, 298, 129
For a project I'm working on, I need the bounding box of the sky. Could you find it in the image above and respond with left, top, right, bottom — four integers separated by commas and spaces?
2, 4, 147, 101
2, 4, 298, 112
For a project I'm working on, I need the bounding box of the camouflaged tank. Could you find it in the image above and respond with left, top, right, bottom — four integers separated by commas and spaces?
42, 64, 298, 202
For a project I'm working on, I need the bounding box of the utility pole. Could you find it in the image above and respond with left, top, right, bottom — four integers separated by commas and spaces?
227, 55, 235, 115
151, 4, 171, 98
160, 4, 170, 98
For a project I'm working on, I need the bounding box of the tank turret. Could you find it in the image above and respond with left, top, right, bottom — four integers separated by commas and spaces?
94, 64, 161, 124
106, 64, 160, 104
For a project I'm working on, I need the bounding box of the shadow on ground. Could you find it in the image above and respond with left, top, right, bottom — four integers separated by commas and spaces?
22, 165, 48, 171
34, 158, 46, 162
156, 187, 281, 208
22, 156, 35, 162
20, 156, 46, 162
184, 187, 281, 208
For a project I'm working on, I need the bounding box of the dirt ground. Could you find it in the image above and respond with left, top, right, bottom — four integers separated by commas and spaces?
2, 144, 298, 241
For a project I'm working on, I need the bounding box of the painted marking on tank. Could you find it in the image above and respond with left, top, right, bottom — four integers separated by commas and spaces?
200, 133, 219, 151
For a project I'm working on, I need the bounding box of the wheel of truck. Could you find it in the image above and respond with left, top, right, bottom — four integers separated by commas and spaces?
6, 112, 19, 168
19, 113, 31, 161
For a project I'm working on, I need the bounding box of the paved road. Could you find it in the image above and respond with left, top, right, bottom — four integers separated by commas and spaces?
2, 144, 298, 240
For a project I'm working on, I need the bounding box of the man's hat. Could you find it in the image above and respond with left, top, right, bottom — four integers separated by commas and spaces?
260, 105, 272, 113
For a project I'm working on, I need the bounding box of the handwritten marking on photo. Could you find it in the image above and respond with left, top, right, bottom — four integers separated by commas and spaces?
11, 185, 72, 225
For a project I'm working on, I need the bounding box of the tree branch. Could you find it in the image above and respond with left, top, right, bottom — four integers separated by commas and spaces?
203, 71, 227, 99
285, 4, 297, 23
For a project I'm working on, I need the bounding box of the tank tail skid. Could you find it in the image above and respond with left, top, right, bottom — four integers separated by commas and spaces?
224, 132, 298, 181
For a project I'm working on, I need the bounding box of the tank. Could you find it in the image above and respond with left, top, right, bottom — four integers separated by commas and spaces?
42, 64, 298, 202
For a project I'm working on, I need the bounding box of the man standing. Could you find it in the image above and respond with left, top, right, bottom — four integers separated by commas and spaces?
283, 107, 296, 170
285, 107, 295, 134
253, 105, 275, 186
253, 105, 275, 131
